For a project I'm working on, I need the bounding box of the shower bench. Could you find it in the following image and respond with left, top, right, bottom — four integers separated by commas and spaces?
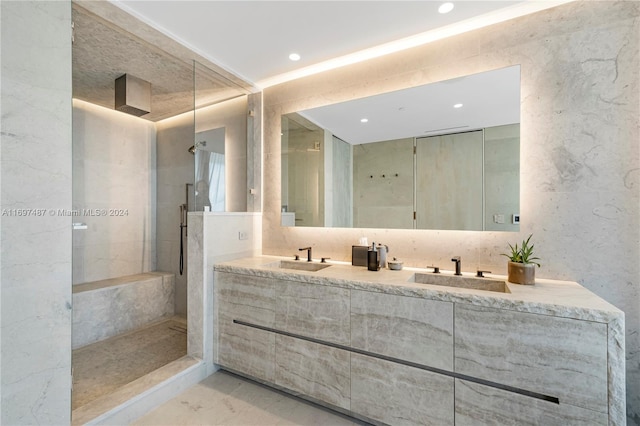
72, 271, 175, 349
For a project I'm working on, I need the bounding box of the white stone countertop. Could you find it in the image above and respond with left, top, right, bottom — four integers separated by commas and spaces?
214, 255, 623, 324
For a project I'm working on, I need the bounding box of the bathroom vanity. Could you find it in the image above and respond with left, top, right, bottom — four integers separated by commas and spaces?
213, 256, 625, 426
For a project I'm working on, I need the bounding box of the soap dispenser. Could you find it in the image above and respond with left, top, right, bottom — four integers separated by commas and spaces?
377, 244, 388, 269
368, 242, 379, 271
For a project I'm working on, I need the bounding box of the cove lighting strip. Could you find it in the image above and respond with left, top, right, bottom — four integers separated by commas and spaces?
257, 0, 575, 88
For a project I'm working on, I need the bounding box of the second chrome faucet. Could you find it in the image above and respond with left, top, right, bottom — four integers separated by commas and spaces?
299, 246, 312, 262
451, 256, 462, 275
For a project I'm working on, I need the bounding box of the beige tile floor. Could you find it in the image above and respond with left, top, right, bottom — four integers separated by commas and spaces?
134, 370, 368, 426
72, 317, 187, 410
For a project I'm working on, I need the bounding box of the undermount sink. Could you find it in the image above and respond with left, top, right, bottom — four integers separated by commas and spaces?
264, 260, 332, 272
410, 272, 509, 293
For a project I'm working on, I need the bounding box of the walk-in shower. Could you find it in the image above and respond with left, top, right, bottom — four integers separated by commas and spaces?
70, 2, 254, 421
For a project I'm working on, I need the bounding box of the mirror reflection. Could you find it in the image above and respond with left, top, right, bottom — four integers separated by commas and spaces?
194, 127, 226, 211
281, 65, 520, 231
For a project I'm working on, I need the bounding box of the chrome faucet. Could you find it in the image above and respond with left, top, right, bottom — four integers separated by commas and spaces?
451, 256, 462, 275
299, 247, 312, 262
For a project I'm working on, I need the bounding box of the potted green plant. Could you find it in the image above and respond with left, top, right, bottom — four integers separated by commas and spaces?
502, 234, 541, 285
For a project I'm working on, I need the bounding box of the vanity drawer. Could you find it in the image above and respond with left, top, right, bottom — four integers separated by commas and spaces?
454, 304, 608, 413
454, 379, 607, 425
216, 272, 276, 326
216, 272, 277, 381
217, 313, 275, 382
275, 281, 350, 345
275, 334, 350, 410
351, 290, 453, 370
351, 353, 454, 426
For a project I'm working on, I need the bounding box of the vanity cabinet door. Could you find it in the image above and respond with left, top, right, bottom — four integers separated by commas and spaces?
454, 304, 608, 413
275, 280, 350, 345
275, 335, 351, 410
351, 354, 454, 426
216, 272, 276, 382
351, 290, 453, 370
454, 379, 607, 425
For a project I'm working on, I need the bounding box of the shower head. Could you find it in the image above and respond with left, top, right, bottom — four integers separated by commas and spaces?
188, 140, 207, 155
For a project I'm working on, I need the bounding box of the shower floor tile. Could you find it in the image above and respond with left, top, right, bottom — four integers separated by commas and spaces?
72, 317, 187, 410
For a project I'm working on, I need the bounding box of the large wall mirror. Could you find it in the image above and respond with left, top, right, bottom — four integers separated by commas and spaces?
281, 65, 521, 231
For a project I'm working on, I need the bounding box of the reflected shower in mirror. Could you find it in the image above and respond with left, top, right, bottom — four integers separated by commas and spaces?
281, 65, 520, 231
195, 127, 225, 212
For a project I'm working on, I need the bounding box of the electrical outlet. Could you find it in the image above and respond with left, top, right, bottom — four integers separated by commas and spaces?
238, 231, 248, 240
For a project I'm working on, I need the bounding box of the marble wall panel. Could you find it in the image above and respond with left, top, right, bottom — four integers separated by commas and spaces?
187, 214, 204, 358
156, 111, 194, 317
275, 335, 350, 410
353, 138, 414, 229
351, 290, 453, 370
416, 131, 484, 230
454, 303, 608, 413
1, 1, 73, 423
72, 272, 175, 348
454, 379, 608, 426
247, 92, 262, 212
72, 100, 157, 284
275, 281, 350, 345
261, 2, 639, 420
351, 354, 454, 426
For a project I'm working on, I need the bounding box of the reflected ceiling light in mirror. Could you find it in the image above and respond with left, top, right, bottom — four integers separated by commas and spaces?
289, 53, 301, 61
438, 2, 455, 14
454, 103, 463, 108
361, 118, 369, 123
294, 65, 520, 145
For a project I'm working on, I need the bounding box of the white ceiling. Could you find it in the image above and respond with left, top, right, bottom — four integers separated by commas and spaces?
76, 1, 570, 122
110, 0, 552, 88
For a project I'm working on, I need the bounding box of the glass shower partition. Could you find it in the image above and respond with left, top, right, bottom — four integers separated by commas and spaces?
193, 60, 251, 212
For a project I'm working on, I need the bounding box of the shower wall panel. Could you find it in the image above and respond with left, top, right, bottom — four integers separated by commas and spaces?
156, 112, 195, 317
72, 100, 157, 284
1, 1, 73, 423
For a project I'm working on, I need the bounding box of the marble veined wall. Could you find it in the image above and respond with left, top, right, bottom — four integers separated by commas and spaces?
72, 100, 157, 284
156, 111, 195, 318
262, 1, 640, 422
1, 1, 73, 424
353, 138, 414, 229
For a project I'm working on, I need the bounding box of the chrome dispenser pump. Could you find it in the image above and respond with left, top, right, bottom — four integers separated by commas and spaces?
368, 242, 379, 271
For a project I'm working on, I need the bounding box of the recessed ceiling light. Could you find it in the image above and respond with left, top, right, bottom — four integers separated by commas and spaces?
453, 103, 463, 108
289, 53, 301, 61
439, 2, 454, 14
360, 118, 369, 123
